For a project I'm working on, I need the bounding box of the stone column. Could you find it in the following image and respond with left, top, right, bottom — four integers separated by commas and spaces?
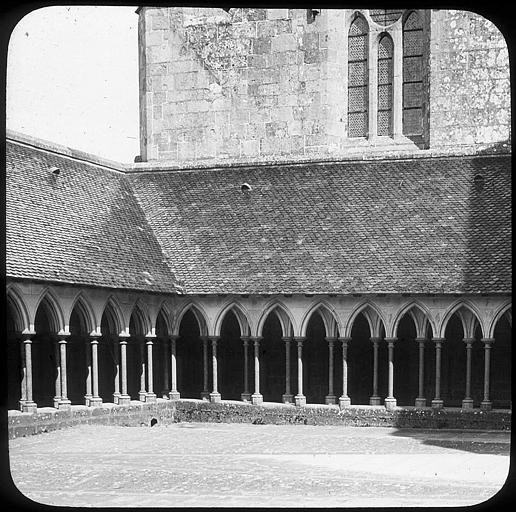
84, 335, 92, 406
369, 337, 381, 405
200, 336, 210, 400
53, 337, 62, 408
251, 336, 263, 405
57, 334, 71, 409
209, 337, 221, 403
415, 337, 426, 408
145, 336, 157, 403
138, 338, 147, 401
118, 335, 131, 405
338, 337, 351, 409
325, 337, 337, 405
241, 336, 251, 402
112, 336, 121, 404
169, 335, 180, 400
431, 337, 445, 409
282, 337, 293, 404
89, 335, 102, 407
384, 337, 397, 409
161, 337, 170, 398
462, 338, 474, 409
18, 334, 27, 407
20, 333, 37, 413
294, 337, 306, 406
480, 338, 495, 411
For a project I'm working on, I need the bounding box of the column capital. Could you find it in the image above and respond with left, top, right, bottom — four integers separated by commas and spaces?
462, 337, 475, 345
432, 337, 446, 344
370, 336, 382, 343
21, 331, 36, 342
293, 336, 306, 343
281, 336, 293, 342
481, 338, 495, 346
324, 336, 337, 343
414, 337, 427, 343
89, 334, 101, 344
338, 336, 351, 344
240, 335, 251, 342
118, 333, 130, 344
384, 337, 397, 343
145, 334, 157, 344
250, 336, 263, 343
169, 334, 179, 341
56, 332, 71, 343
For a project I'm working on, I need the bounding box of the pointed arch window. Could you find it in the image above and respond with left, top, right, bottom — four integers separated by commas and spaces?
377, 34, 393, 136
348, 16, 369, 137
402, 11, 424, 138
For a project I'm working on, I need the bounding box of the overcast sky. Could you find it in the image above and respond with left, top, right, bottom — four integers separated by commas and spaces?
7, 5, 140, 163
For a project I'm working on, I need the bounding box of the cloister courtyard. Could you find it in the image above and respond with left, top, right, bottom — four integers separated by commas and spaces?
8, 422, 511, 508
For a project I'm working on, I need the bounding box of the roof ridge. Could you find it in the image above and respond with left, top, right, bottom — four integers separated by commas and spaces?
6, 129, 128, 174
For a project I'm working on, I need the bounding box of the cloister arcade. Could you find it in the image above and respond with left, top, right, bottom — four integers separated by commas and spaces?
6, 281, 511, 414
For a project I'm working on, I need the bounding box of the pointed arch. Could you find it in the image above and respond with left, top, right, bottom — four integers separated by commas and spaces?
174, 301, 209, 337
213, 300, 251, 337
101, 296, 125, 336
299, 300, 341, 338
6, 284, 30, 333
156, 301, 174, 336
69, 292, 96, 335
390, 300, 436, 339
130, 300, 152, 336
438, 300, 484, 339
256, 300, 296, 338
487, 303, 512, 339
345, 301, 386, 338
34, 288, 66, 333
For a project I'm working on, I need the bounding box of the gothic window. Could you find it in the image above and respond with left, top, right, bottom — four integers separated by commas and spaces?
369, 9, 403, 26
377, 35, 393, 136
402, 11, 424, 138
348, 16, 369, 137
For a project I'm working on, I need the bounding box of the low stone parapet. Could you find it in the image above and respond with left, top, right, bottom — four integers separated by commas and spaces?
7, 399, 511, 439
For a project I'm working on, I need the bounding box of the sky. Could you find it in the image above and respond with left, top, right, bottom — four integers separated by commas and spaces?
6, 5, 140, 163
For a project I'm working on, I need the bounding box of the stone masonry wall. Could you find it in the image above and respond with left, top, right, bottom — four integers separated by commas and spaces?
429, 10, 510, 152
139, 8, 511, 165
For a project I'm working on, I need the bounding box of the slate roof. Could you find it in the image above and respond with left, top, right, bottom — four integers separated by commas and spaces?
128, 154, 512, 295
6, 138, 183, 294
6, 134, 511, 296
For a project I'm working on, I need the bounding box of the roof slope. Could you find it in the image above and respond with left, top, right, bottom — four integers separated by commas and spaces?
6, 140, 182, 293
128, 154, 512, 295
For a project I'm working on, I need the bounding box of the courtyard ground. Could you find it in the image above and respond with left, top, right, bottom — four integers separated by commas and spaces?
8, 422, 512, 508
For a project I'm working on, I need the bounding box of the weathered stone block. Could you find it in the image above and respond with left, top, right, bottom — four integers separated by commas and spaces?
271, 33, 298, 53
252, 37, 272, 55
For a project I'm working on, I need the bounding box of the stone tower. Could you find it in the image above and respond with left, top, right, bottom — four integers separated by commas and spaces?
136, 7, 510, 164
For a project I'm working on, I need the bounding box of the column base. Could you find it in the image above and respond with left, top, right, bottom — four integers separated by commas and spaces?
282, 393, 294, 404
201, 391, 210, 401
480, 400, 492, 411
325, 395, 337, 405
339, 396, 351, 409
145, 393, 157, 403
161, 389, 170, 399
294, 394, 306, 407
251, 393, 263, 405
57, 399, 71, 410
384, 397, 397, 410
431, 399, 444, 409
414, 397, 427, 408
138, 391, 148, 402
462, 398, 474, 409
89, 397, 103, 408
241, 392, 252, 402
20, 401, 37, 413
209, 392, 221, 403
169, 391, 180, 401
369, 395, 381, 406
84, 394, 93, 407
117, 394, 131, 406
53, 397, 61, 409
113, 392, 121, 404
